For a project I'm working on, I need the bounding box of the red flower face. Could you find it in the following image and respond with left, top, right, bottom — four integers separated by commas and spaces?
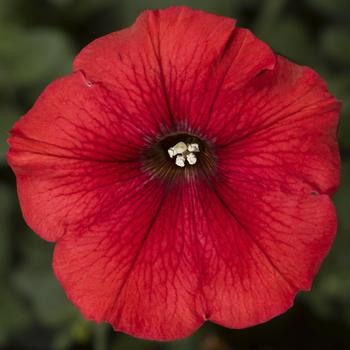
7, 7, 340, 341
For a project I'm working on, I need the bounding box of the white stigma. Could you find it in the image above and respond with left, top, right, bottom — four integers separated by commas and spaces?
168, 142, 200, 167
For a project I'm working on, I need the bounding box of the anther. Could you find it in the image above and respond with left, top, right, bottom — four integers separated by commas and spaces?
168, 142, 200, 167
175, 155, 186, 167
186, 153, 197, 165
188, 143, 199, 153
168, 142, 187, 158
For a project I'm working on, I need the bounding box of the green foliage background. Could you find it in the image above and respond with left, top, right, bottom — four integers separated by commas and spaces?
0, 0, 349, 349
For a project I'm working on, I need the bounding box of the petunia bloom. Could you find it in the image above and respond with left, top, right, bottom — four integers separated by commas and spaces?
7, 6, 340, 341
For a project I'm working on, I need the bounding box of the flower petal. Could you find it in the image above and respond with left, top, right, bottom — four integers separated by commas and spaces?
215, 56, 340, 195
7, 6, 341, 339
8, 72, 151, 241
74, 7, 275, 133
53, 183, 208, 340
204, 178, 337, 328
52, 167, 336, 335
200, 56, 340, 327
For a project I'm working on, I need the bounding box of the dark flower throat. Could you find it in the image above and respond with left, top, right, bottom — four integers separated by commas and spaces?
143, 132, 216, 181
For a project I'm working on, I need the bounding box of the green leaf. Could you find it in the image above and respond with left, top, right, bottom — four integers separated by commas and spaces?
0, 184, 16, 276
326, 75, 350, 149
52, 329, 75, 350
112, 327, 200, 350
339, 104, 350, 149
334, 162, 350, 235
111, 333, 155, 350
52, 319, 92, 350
253, 0, 287, 37
306, 0, 350, 22
13, 232, 77, 327
0, 104, 22, 162
0, 1, 10, 22
0, 286, 32, 345
13, 262, 77, 327
18, 228, 54, 264
117, 0, 235, 26
320, 26, 350, 67
0, 25, 74, 94
255, 16, 317, 66
52, 0, 114, 16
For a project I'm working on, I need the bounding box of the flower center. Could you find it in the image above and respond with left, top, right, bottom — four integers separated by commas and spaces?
168, 141, 200, 167
143, 132, 216, 181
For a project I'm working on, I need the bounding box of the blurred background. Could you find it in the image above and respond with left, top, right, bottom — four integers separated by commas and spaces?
0, 0, 349, 349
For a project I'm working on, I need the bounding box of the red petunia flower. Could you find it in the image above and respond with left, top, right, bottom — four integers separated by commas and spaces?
7, 7, 340, 340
